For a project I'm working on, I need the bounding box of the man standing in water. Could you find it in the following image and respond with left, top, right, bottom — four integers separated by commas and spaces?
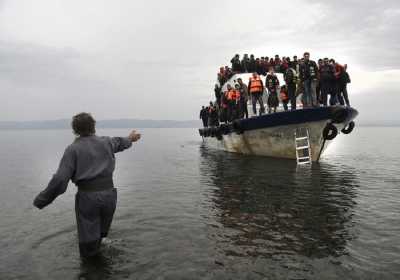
33, 112, 141, 258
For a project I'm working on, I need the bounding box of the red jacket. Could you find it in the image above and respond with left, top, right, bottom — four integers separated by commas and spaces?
334, 63, 344, 79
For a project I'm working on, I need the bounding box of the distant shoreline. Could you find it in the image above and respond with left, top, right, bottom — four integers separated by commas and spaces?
0, 119, 201, 130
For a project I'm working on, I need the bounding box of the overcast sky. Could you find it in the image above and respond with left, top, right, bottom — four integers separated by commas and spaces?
1, 0, 399, 123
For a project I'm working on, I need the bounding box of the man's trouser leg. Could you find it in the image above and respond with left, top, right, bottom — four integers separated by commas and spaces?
310, 79, 317, 106
337, 83, 348, 105
227, 103, 233, 122
257, 92, 265, 114
239, 100, 246, 119
244, 102, 249, 118
75, 189, 117, 258
316, 83, 321, 104
338, 93, 344, 105
320, 82, 328, 106
231, 104, 238, 120
221, 108, 227, 123
343, 86, 350, 106
99, 189, 117, 239
337, 83, 344, 105
303, 79, 311, 107
251, 94, 257, 115
288, 82, 296, 110
329, 83, 338, 105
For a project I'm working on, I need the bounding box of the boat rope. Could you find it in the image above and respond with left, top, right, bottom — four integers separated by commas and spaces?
316, 138, 326, 162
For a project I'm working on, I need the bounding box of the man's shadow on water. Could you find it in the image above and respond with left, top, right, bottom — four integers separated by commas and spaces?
199, 144, 359, 260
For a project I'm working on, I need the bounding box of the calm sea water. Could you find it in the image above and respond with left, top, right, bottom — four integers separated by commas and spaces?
0, 127, 399, 280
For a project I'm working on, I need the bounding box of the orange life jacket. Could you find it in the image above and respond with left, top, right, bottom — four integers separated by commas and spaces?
233, 89, 241, 100
227, 89, 237, 101
249, 76, 263, 93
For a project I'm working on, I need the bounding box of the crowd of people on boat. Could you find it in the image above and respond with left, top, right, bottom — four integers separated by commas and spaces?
200, 52, 351, 127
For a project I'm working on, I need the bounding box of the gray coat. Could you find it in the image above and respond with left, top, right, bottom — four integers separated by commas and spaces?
33, 135, 132, 209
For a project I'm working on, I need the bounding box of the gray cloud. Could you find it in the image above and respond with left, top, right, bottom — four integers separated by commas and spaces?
0, 41, 81, 88
301, 0, 400, 69
0, 41, 121, 121
0, 0, 399, 122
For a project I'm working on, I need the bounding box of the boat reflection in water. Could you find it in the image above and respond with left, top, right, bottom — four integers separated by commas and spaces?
199, 144, 359, 276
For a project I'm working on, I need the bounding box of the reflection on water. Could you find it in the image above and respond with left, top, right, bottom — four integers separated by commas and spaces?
199, 144, 359, 262
2, 128, 399, 279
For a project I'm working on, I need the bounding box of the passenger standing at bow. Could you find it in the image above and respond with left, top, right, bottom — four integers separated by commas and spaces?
208, 101, 219, 127
339, 64, 351, 107
214, 84, 222, 107
234, 84, 243, 119
226, 84, 240, 122
333, 60, 348, 106
299, 52, 319, 107
199, 106, 209, 127
284, 64, 297, 110
220, 90, 229, 123
230, 54, 242, 73
280, 85, 290, 111
33, 113, 141, 258
248, 72, 265, 116
237, 78, 249, 119
319, 58, 336, 106
265, 67, 280, 113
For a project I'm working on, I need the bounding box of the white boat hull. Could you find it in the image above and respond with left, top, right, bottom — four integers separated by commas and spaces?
202, 120, 351, 162
200, 106, 358, 162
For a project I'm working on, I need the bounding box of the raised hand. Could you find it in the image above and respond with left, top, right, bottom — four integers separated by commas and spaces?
128, 130, 141, 142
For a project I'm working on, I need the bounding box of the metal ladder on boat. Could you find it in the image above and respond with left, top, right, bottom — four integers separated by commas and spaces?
295, 127, 311, 165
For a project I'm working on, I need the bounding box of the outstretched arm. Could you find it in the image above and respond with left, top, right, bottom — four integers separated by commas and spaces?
110, 130, 141, 153
33, 146, 76, 209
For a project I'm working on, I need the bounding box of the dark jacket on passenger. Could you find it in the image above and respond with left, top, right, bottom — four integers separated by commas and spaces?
319, 64, 335, 82
299, 60, 319, 81
200, 108, 209, 120
241, 58, 250, 72
284, 68, 296, 84
265, 74, 279, 92
248, 58, 256, 73
230, 57, 242, 72
344, 71, 351, 84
